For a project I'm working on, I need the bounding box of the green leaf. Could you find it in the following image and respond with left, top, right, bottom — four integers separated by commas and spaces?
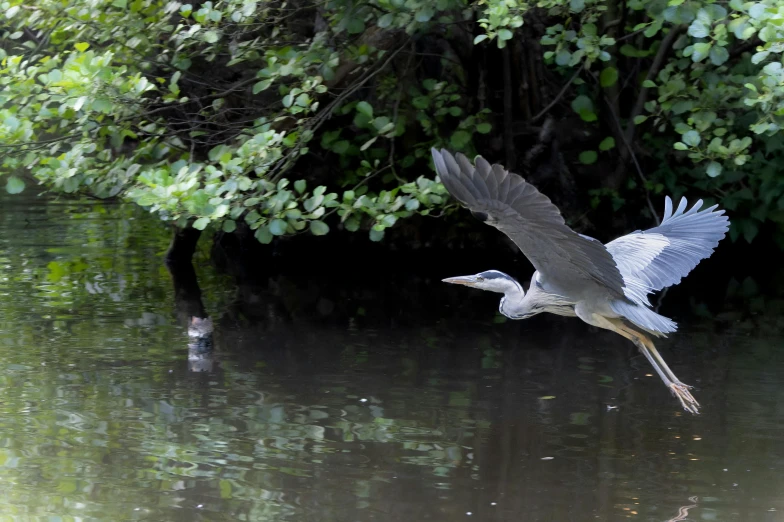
203, 30, 220, 43
269, 219, 288, 236
579, 150, 598, 164
571, 95, 597, 122
255, 225, 273, 244
600, 67, 618, 87
372, 116, 391, 132
369, 228, 385, 242
497, 29, 513, 41
332, 140, 350, 154
599, 137, 615, 151
642, 80, 657, 88
749, 3, 767, 19
379, 214, 397, 227
672, 100, 694, 114
450, 130, 471, 149
476, 122, 492, 134
347, 18, 364, 34
223, 220, 237, 233
709, 45, 729, 66
5, 176, 25, 194
415, 7, 434, 22
555, 50, 571, 66
294, 179, 306, 193
309, 220, 329, 235
356, 101, 373, 118
674, 142, 688, 150
74, 42, 90, 52
620, 44, 642, 57
412, 96, 429, 109
706, 161, 722, 178
682, 130, 701, 147
253, 79, 272, 94
633, 115, 648, 125
192, 217, 210, 230
377, 13, 394, 28
759, 25, 776, 42
687, 20, 710, 38
691, 42, 711, 62
92, 98, 113, 112
360, 137, 378, 151
750, 52, 768, 65
473, 34, 488, 45
304, 194, 323, 212
344, 216, 360, 232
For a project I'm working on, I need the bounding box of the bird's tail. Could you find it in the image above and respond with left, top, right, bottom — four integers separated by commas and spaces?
610, 299, 678, 337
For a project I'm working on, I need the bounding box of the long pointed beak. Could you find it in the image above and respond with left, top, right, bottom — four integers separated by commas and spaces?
442, 275, 478, 287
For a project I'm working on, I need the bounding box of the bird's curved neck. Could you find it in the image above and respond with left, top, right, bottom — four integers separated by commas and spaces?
498, 284, 527, 319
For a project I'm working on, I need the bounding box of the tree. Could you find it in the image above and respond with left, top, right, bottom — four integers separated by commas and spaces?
2, 0, 783, 249
475, 0, 784, 245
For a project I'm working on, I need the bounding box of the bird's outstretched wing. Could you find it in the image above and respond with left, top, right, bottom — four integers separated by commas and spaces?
432, 148, 626, 300
605, 196, 729, 301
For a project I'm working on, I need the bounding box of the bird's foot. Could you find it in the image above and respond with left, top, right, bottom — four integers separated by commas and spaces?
670, 382, 700, 415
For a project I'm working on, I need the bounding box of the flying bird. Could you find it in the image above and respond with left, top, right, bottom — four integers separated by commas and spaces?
432, 148, 729, 414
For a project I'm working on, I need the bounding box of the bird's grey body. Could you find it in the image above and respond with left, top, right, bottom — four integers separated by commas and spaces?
433, 148, 729, 414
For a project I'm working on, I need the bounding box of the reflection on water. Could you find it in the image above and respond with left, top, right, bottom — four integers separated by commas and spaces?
1, 191, 784, 522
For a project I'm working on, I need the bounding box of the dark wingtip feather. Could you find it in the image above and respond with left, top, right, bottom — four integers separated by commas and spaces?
431, 148, 448, 179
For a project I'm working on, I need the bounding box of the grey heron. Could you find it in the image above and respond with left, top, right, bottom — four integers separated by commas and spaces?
432, 148, 729, 414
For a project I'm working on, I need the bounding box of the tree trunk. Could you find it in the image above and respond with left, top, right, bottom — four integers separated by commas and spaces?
165, 226, 202, 265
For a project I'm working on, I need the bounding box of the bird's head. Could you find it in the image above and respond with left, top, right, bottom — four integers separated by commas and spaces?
442, 270, 523, 295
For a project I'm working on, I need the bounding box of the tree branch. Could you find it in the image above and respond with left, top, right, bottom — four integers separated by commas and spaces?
530, 64, 582, 123
593, 76, 660, 224
623, 25, 685, 148
502, 46, 515, 168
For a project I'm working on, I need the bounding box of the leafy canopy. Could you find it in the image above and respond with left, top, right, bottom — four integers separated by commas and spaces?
1, 0, 784, 245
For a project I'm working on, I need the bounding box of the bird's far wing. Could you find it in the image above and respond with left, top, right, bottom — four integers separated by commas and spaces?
432, 148, 626, 300
605, 196, 729, 296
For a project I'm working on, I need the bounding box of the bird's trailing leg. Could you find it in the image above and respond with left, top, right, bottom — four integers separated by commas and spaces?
594, 316, 700, 414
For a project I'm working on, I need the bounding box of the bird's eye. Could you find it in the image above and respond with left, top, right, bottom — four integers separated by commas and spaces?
476, 276, 484, 282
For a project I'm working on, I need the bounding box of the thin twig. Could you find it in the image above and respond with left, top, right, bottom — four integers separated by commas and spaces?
0, 132, 83, 149
623, 25, 684, 147
615, 27, 647, 42
595, 75, 660, 224
530, 65, 582, 123
502, 46, 515, 167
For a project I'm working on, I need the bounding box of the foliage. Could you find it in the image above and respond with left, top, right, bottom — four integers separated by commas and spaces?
0, 0, 467, 243
472, 0, 784, 244
2, 0, 784, 245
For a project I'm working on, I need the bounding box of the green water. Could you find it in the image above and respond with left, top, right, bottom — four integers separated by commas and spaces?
1, 191, 783, 522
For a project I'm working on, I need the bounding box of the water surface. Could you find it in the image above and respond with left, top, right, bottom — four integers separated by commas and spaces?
1, 191, 783, 521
